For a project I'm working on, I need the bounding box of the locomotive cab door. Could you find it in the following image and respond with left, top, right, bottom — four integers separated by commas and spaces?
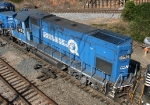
24, 18, 32, 41
29, 17, 41, 44
14, 13, 29, 41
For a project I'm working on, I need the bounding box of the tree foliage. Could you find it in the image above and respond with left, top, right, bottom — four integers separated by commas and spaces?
121, 1, 135, 21
10, 0, 23, 3
121, 2, 150, 42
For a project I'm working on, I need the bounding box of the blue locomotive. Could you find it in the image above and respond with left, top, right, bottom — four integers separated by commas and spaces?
0, 11, 16, 35
5, 9, 136, 98
0, 0, 15, 12
0, 0, 16, 35
0, 1, 149, 103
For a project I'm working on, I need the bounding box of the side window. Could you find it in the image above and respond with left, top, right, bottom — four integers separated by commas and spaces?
17, 21, 24, 34
25, 20, 29, 28
17, 21, 22, 28
30, 17, 39, 26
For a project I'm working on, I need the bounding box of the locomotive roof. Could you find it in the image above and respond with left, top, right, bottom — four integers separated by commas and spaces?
0, 1, 7, 4
43, 16, 98, 34
43, 16, 131, 45
20, 9, 54, 19
0, 11, 16, 16
15, 12, 28, 22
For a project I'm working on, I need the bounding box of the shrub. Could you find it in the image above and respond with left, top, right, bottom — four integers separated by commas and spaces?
121, 1, 135, 21
10, 0, 23, 3
130, 3, 150, 42
122, 2, 150, 42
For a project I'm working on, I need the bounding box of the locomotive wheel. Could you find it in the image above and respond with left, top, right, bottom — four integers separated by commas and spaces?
30, 48, 37, 53
80, 76, 87, 86
25, 46, 30, 52
91, 83, 99, 91
3, 29, 6, 35
24, 45, 31, 52
0, 30, 2, 35
18, 40, 24, 46
27, 47, 30, 52
9, 36, 13, 41
0, 41, 2, 46
68, 67, 74, 76
72, 72, 79, 79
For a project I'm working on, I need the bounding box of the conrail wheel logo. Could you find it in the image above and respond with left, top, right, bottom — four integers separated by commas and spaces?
43, 32, 79, 56
68, 39, 79, 56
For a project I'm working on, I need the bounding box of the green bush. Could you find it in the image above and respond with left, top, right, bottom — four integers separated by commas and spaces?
130, 3, 150, 42
121, 1, 135, 21
122, 2, 150, 42
10, 0, 23, 3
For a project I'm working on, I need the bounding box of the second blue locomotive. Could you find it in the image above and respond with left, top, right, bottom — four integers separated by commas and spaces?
0, 0, 15, 34
0, 0, 15, 12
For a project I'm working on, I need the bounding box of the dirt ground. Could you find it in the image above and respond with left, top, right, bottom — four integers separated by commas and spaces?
10, 0, 84, 10
75, 18, 121, 25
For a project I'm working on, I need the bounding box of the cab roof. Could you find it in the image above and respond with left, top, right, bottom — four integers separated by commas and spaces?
20, 9, 54, 19
0, 11, 16, 16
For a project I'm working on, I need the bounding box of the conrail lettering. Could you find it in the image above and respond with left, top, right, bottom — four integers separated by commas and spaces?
43, 32, 68, 47
43, 32, 79, 56
120, 65, 129, 70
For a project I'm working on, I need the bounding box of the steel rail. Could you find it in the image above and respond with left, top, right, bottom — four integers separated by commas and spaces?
0, 75, 31, 105
0, 57, 57, 105
42, 9, 122, 13
0, 94, 10, 104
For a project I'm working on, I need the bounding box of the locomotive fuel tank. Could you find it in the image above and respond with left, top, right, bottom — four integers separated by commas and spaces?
34, 50, 65, 70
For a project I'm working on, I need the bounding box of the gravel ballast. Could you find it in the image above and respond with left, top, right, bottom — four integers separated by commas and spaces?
52, 13, 121, 20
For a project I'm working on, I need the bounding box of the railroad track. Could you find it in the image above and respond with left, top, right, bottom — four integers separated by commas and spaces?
42, 8, 122, 13
0, 57, 57, 105
0, 36, 121, 105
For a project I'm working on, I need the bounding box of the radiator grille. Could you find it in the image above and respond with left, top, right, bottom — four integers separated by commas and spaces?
92, 32, 124, 45
96, 57, 112, 75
